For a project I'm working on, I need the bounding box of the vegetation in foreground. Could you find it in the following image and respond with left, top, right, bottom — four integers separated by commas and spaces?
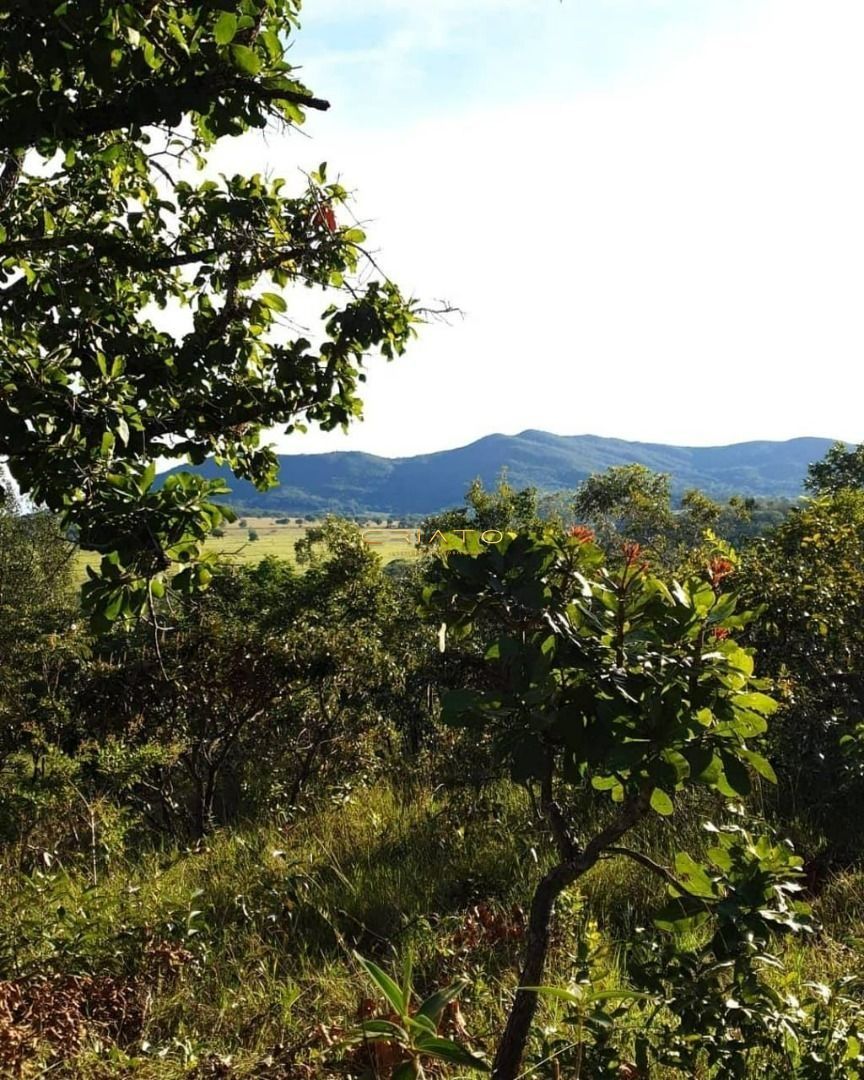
3, 450, 864, 1077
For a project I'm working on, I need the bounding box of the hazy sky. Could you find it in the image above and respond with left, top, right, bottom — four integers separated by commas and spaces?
218, 0, 864, 457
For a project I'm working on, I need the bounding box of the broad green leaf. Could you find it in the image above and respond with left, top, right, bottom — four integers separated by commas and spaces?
417, 981, 466, 1023
739, 748, 778, 784
406, 1012, 437, 1035
650, 788, 674, 816
354, 952, 406, 1015
719, 752, 752, 797
213, 12, 238, 44
358, 1019, 408, 1039
673, 852, 717, 897
732, 692, 778, 715
230, 44, 261, 75
260, 291, 287, 312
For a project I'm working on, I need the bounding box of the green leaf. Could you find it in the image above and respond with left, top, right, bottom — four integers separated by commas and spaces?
260, 291, 287, 312
733, 692, 778, 715
140, 37, 162, 70
673, 852, 717, 897
358, 1019, 408, 1039
230, 44, 261, 75
354, 952, 406, 1015
260, 29, 283, 61
213, 11, 238, 44
412, 1035, 490, 1071
417, 982, 466, 1023
522, 985, 585, 1005
406, 1012, 437, 1036
739, 748, 778, 784
102, 590, 124, 623
586, 989, 655, 1004
650, 788, 674, 816
719, 752, 752, 797
343, 227, 367, 244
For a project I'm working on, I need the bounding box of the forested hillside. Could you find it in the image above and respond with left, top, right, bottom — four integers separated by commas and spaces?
159, 433, 835, 516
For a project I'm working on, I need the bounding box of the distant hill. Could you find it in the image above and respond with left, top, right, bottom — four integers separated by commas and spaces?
160, 432, 836, 516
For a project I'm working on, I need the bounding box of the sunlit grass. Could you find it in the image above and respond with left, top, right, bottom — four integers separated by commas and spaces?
74, 518, 424, 581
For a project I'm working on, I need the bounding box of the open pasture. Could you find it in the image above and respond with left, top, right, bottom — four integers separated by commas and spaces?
74, 517, 421, 580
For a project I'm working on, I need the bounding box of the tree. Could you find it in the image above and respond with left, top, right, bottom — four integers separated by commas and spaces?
740, 489, 864, 857
572, 464, 754, 569
422, 527, 783, 1078
0, 478, 83, 768
0, 2, 421, 629
805, 440, 864, 494
420, 473, 541, 542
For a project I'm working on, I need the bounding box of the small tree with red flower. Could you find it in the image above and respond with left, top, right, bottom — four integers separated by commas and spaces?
422, 527, 789, 1079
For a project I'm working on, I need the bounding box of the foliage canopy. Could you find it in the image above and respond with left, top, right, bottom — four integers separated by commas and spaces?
0, 0, 420, 628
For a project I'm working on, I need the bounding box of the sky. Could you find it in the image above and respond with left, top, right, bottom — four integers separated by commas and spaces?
214, 0, 864, 457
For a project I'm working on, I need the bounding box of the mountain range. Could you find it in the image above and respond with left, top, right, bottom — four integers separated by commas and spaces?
161, 432, 836, 516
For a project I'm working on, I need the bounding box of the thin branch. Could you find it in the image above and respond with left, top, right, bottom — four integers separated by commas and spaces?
603, 845, 712, 904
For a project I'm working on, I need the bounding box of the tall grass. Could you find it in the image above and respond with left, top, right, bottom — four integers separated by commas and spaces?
1, 780, 861, 1076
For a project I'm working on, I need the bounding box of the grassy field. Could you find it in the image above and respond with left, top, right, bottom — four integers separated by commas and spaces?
2, 778, 861, 1076
75, 518, 422, 580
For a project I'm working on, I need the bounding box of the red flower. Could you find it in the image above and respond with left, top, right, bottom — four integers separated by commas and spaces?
708, 556, 734, 589
568, 525, 595, 543
312, 202, 337, 232
711, 627, 731, 640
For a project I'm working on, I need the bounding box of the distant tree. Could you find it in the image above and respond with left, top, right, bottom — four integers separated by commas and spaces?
572, 464, 675, 551
421, 472, 540, 542
572, 465, 753, 570
805, 440, 864, 494
247, 528, 259, 542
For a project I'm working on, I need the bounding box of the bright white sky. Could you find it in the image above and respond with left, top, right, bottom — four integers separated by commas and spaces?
214, 0, 864, 457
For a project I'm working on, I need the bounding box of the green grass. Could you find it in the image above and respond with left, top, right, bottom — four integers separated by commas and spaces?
74, 519, 423, 581
2, 779, 861, 1077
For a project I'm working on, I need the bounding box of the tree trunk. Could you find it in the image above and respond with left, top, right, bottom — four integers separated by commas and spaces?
492, 788, 650, 1079
492, 862, 578, 1080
